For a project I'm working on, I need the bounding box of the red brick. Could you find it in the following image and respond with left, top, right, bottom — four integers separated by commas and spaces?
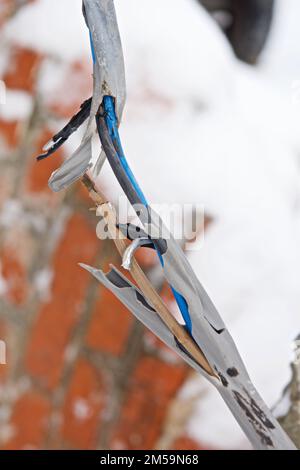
4, 46, 42, 93
26, 129, 64, 194
0, 119, 20, 148
86, 286, 133, 356
0, 0, 12, 26
1, 247, 28, 306
144, 331, 179, 362
4, 391, 51, 449
110, 356, 188, 449
0, 174, 12, 206
160, 282, 177, 304
171, 436, 207, 450
134, 247, 158, 269
25, 214, 99, 389
0, 0, 36, 26
61, 359, 104, 449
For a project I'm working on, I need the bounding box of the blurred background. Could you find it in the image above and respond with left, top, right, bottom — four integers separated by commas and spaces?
0, 0, 300, 450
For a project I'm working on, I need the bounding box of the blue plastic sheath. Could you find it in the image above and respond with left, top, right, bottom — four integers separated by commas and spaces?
88, 31, 193, 333
89, 30, 97, 64
102, 97, 148, 206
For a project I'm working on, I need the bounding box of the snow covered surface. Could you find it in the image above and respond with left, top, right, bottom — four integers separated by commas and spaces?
2, 0, 300, 449
0, 90, 32, 120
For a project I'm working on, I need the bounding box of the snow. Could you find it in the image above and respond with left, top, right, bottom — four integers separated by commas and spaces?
0, 200, 23, 228
273, 388, 292, 421
179, 376, 251, 449
2, 0, 89, 61
33, 268, 53, 301
2, 0, 300, 449
0, 80, 6, 106
73, 399, 92, 421
0, 199, 47, 234
0, 90, 32, 121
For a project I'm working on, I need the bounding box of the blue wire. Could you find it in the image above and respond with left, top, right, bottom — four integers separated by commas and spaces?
103, 97, 148, 207
88, 32, 192, 333
103, 96, 193, 334
89, 30, 96, 64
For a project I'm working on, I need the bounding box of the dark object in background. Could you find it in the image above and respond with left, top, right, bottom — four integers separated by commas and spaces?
198, 0, 275, 64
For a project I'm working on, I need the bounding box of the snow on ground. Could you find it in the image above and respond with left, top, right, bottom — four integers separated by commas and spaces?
2, 0, 300, 449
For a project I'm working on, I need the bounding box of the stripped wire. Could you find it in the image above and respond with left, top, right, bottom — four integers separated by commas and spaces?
35, 0, 297, 450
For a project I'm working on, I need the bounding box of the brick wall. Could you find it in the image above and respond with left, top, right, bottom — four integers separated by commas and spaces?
0, 1, 205, 450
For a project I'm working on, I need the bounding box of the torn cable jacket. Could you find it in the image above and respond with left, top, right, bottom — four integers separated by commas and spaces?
97, 96, 193, 333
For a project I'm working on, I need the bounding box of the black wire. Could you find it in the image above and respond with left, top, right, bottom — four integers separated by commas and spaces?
96, 105, 145, 209
37, 97, 92, 161
96, 105, 167, 255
